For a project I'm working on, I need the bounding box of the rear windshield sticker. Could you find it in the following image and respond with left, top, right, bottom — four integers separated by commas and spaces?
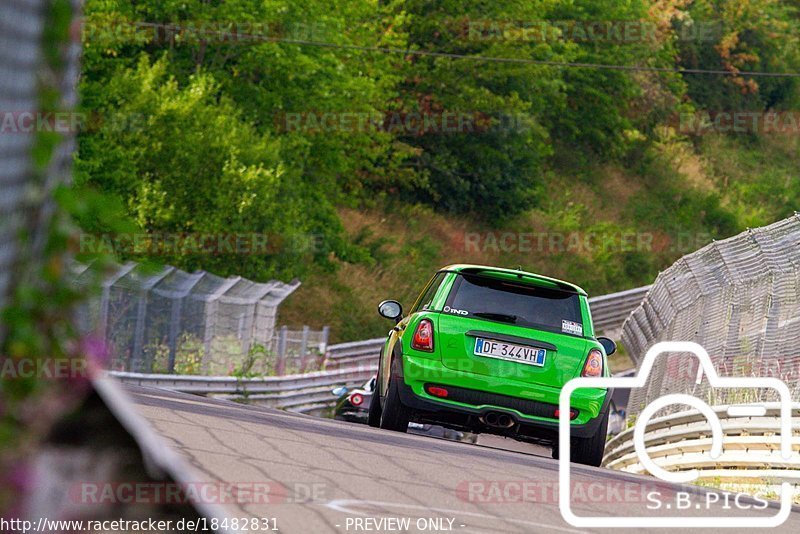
562, 320, 582, 336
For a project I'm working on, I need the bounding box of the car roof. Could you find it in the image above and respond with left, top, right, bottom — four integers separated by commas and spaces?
439, 264, 587, 296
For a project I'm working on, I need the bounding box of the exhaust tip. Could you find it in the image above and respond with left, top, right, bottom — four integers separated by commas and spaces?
496, 414, 513, 428
481, 411, 515, 429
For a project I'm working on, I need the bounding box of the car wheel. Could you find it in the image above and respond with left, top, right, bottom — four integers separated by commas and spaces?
367, 378, 382, 428
552, 409, 609, 467
379, 360, 410, 432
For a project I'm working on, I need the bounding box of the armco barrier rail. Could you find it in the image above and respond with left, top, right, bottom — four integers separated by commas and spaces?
603, 403, 800, 483
325, 284, 650, 369
326, 338, 386, 369
587, 285, 651, 335
92, 377, 239, 526
110, 365, 376, 414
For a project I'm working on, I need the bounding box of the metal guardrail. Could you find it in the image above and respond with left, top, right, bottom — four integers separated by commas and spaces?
92, 376, 241, 529
588, 284, 651, 334
325, 285, 651, 369
326, 338, 386, 368
111, 365, 377, 414
603, 403, 800, 481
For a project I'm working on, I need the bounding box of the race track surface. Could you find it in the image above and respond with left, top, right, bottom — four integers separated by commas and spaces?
126, 385, 799, 533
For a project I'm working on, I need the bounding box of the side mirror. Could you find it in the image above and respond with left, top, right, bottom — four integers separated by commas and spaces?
378, 299, 403, 322
331, 386, 348, 397
597, 336, 617, 356
368, 377, 376, 391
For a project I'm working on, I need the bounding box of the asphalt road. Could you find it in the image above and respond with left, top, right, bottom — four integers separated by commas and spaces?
126, 385, 799, 534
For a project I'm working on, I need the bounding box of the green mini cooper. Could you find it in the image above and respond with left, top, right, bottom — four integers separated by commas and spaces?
367, 264, 615, 466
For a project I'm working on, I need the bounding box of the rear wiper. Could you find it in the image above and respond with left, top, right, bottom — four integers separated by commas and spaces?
472, 312, 518, 324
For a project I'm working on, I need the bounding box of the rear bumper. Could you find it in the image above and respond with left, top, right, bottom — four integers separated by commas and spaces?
398, 353, 609, 441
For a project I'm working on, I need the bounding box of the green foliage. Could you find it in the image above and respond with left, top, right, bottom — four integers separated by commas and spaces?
676, 0, 800, 111
75, 0, 800, 340
77, 54, 347, 280
695, 134, 800, 228
389, 0, 554, 219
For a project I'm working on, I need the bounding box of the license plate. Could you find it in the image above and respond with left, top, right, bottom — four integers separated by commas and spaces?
474, 337, 546, 367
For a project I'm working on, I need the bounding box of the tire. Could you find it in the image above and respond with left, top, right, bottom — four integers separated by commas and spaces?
552, 409, 609, 467
367, 379, 382, 428
379, 360, 411, 432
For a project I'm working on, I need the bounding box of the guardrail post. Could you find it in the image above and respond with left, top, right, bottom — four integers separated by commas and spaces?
300, 325, 309, 358
320, 326, 330, 370
321, 326, 329, 352
299, 325, 310, 372
275, 326, 288, 375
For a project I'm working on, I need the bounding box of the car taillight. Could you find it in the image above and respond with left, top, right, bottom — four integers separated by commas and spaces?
349, 393, 363, 406
411, 319, 434, 351
581, 348, 603, 377
426, 385, 449, 398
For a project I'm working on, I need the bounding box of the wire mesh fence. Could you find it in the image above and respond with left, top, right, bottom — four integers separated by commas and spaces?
244, 325, 330, 376
622, 214, 800, 418
71, 261, 328, 375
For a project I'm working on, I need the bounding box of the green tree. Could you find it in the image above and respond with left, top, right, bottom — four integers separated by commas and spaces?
675, 0, 800, 111
76, 56, 344, 280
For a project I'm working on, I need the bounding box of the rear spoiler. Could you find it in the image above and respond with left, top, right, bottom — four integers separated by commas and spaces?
441, 268, 583, 295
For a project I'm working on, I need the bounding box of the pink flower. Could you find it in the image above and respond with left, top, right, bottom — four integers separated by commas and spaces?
80, 336, 110, 369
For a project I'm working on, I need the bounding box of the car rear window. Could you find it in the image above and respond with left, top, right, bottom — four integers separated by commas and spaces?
444, 273, 584, 335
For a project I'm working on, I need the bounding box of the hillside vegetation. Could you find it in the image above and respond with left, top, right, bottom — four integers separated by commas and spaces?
279, 133, 800, 340
73, 0, 800, 341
